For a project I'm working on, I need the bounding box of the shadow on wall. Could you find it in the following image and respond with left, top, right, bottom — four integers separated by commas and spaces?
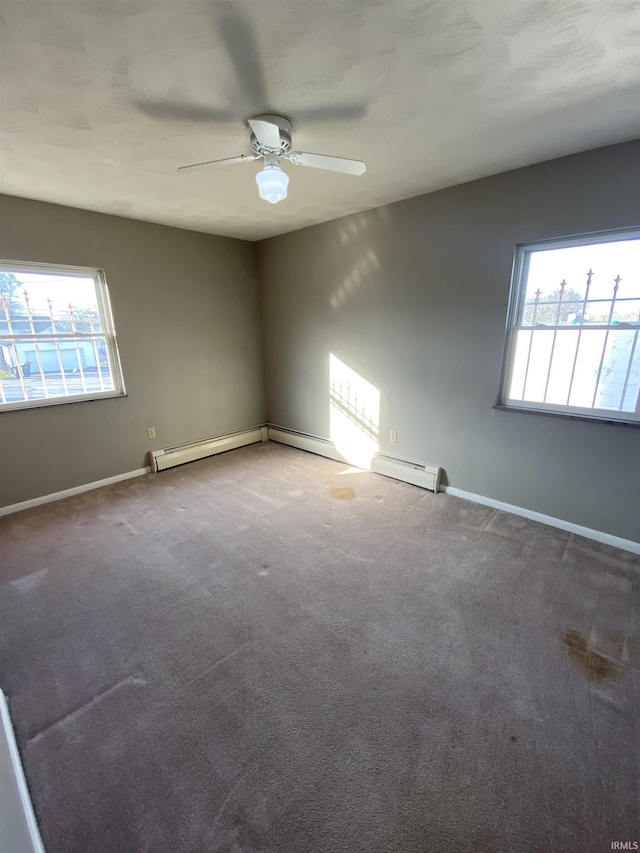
329, 353, 380, 469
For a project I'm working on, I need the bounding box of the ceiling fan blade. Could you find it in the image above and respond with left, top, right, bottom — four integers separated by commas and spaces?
286, 151, 366, 176
134, 99, 235, 125
248, 118, 281, 149
177, 154, 260, 173
218, 2, 268, 111
293, 104, 368, 124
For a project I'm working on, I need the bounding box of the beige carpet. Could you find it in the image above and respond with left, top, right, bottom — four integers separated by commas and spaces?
0, 441, 638, 852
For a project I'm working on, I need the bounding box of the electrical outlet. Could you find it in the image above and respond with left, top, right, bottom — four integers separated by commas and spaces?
390, 430, 397, 442
147, 427, 156, 439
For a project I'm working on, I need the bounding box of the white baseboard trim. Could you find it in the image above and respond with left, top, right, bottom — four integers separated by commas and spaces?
0, 467, 151, 518
442, 486, 640, 556
0, 690, 46, 853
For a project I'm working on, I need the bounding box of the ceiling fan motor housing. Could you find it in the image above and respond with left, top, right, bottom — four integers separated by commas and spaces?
250, 114, 292, 156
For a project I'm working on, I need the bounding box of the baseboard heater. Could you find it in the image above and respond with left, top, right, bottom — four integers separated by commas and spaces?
150, 426, 266, 473
371, 453, 441, 493
268, 426, 442, 493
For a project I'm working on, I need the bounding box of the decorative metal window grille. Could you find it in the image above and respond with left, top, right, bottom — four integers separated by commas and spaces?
500, 230, 640, 424
0, 261, 125, 411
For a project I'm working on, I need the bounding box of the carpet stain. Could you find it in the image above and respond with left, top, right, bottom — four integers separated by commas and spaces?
563, 629, 621, 683
330, 486, 356, 500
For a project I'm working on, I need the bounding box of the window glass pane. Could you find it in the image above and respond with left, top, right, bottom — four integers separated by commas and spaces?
567, 329, 607, 408
0, 336, 116, 405
508, 329, 531, 400
522, 329, 554, 402
545, 329, 580, 405
595, 329, 639, 413
523, 239, 640, 312
1, 271, 101, 332
621, 342, 640, 412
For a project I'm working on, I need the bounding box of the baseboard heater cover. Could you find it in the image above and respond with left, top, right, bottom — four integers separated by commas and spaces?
151, 426, 266, 472
267, 426, 441, 493
267, 427, 344, 463
371, 453, 441, 493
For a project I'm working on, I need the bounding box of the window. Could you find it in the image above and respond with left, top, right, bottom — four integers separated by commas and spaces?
0, 261, 125, 411
499, 230, 640, 425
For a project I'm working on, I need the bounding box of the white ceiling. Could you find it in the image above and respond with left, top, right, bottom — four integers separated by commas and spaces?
1, 0, 639, 241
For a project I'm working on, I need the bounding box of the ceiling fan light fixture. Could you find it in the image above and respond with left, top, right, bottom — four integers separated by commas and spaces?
256, 160, 289, 204
177, 115, 367, 204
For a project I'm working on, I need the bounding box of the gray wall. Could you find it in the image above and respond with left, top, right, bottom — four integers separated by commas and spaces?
258, 141, 640, 542
2, 144, 638, 540
0, 195, 265, 507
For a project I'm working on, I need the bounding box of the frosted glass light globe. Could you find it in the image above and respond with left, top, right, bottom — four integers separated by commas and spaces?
256, 164, 289, 204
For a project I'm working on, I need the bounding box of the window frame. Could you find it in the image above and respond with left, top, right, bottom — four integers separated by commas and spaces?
498, 227, 640, 427
0, 259, 126, 412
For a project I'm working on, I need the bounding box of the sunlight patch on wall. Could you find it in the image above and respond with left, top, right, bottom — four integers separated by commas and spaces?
329, 248, 380, 310
329, 353, 380, 469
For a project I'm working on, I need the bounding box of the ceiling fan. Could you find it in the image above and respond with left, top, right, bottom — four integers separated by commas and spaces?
177, 115, 367, 204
